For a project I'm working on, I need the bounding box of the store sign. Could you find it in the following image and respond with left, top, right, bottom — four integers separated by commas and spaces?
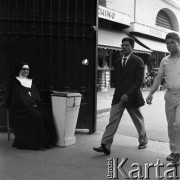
149, 28, 163, 38
131, 23, 167, 39
98, 6, 115, 20
98, 5, 130, 26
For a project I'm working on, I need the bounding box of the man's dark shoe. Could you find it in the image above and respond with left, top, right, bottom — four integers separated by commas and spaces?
138, 133, 148, 149
138, 142, 147, 149
138, 139, 148, 149
93, 144, 111, 155
172, 153, 180, 165
166, 153, 175, 161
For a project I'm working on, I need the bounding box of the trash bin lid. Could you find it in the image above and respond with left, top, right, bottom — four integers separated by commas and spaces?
51, 91, 82, 97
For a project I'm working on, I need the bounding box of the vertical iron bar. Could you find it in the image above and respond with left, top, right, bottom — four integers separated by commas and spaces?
8, 0, 10, 78
64, 0, 70, 91
32, 0, 36, 68
49, 0, 53, 89
0, 0, 2, 17
25, 0, 27, 63
16, 0, 19, 64
41, 0, 44, 89
81, 0, 86, 92
74, 0, 77, 91
0, 0, 2, 88
17, 0, 19, 17
58, 0, 61, 90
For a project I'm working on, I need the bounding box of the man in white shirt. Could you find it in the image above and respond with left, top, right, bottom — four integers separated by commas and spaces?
146, 32, 180, 165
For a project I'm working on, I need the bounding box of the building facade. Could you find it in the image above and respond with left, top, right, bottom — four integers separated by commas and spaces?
98, 0, 180, 91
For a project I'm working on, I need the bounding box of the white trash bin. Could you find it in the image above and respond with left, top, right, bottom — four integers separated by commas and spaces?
51, 92, 82, 147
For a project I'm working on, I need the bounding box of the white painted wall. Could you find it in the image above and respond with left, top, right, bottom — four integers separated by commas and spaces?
135, 0, 180, 31
106, 0, 135, 22
105, 0, 180, 33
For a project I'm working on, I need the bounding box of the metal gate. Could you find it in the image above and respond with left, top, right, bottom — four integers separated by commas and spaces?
0, 0, 98, 133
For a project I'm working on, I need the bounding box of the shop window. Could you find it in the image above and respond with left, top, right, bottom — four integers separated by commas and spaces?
133, 53, 150, 65
98, 48, 110, 69
98, 56, 103, 68
98, 55, 109, 69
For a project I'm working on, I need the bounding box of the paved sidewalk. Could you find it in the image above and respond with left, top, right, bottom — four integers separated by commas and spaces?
96, 88, 170, 150
97, 88, 114, 114
0, 88, 173, 180
0, 131, 170, 180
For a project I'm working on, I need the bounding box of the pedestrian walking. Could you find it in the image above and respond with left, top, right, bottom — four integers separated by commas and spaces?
146, 32, 180, 165
93, 37, 148, 155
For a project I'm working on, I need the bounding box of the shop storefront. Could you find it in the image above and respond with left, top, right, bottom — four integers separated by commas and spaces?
97, 0, 180, 91
131, 34, 169, 67
97, 28, 152, 91
98, 6, 151, 91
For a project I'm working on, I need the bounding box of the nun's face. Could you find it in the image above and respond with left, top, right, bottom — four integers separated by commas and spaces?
19, 65, 29, 78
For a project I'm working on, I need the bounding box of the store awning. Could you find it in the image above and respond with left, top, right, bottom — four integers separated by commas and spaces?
132, 35, 168, 53
98, 28, 152, 54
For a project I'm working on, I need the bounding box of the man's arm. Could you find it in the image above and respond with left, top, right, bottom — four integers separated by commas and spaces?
150, 73, 163, 95
146, 70, 164, 104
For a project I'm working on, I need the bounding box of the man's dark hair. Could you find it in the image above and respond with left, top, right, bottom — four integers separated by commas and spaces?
165, 32, 180, 43
122, 37, 135, 48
